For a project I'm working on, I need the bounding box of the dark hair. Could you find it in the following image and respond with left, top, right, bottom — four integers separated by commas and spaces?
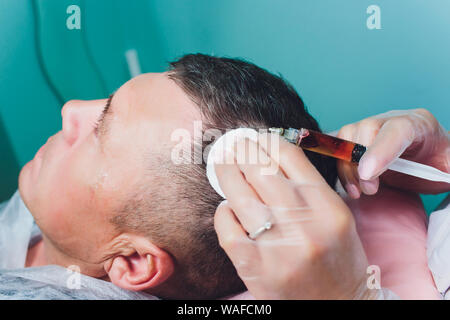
169, 54, 337, 187
112, 54, 337, 299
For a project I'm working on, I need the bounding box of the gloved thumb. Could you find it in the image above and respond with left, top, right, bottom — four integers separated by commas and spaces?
358, 119, 414, 180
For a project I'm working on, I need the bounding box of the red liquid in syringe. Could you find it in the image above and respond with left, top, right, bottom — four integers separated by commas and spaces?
298, 129, 366, 163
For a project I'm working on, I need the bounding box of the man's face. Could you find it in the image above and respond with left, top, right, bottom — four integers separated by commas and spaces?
19, 73, 200, 275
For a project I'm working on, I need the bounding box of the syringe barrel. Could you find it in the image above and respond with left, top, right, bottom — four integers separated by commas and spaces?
299, 129, 366, 163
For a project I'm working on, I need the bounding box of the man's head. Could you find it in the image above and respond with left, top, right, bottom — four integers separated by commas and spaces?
19, 54, 337, 298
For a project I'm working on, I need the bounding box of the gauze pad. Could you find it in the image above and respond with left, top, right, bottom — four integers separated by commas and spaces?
206, 128, 259, 198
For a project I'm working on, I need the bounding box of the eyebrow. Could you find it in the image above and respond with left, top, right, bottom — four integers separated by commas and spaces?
97, 92, 115, 145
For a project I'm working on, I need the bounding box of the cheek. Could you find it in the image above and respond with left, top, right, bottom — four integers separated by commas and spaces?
39, 159, 94, 242
42, 150, 90, 210
34, 140, 103, 247
44, 133, 101, 203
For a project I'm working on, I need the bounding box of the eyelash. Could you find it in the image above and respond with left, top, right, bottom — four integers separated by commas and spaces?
93, 113, 103, 135
93, 94, 113, 135
93, 120, 100, 134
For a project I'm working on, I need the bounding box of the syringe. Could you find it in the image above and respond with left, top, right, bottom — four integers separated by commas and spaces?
269, 128, 450, 184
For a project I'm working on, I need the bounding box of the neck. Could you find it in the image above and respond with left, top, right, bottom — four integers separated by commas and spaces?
25, 237, 109, 279
25, 238, 47, 267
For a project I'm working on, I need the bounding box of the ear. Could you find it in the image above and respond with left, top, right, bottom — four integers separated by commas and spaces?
104, 236, 174, 291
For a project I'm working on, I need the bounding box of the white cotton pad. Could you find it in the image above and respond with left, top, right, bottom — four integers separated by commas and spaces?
206, 128, 259, 199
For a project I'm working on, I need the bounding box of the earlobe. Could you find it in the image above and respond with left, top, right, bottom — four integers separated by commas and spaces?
106, 248, 174, 292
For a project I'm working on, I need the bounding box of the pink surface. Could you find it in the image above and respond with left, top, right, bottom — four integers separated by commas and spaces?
227, 186, 440, 300
346, 186, 440, 300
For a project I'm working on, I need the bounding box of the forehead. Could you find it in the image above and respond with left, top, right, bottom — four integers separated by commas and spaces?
121, 72, 199, 125
110, 72, 201, 151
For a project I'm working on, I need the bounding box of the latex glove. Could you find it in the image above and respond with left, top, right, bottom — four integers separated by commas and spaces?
213, 134, 379, 299
336, 108, 449, 198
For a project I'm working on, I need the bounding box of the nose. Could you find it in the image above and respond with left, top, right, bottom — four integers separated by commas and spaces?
61, 99, 107, 146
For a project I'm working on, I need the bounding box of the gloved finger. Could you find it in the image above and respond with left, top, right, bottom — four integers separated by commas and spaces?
231, 138, 313, 240
258, 133, 349, 222
337, 160, 360, 198
232, 136, 334, 240
258, 132, 328, 186
359, 178, 379, 196
214, 204, 265, 295
214, 201, 260, 272
234, 138, 307, 208
233, 138, 318, 237
358, 117, 416, 180
214, 151, 276, 238
336, 124, 362, 198
352, 120, 382, 195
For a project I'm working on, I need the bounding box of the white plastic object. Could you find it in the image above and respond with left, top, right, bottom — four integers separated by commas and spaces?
125, 49, 142, 78
387, 157, 450, 184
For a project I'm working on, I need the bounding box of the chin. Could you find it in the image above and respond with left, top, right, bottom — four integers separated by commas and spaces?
18, 161, 34, 209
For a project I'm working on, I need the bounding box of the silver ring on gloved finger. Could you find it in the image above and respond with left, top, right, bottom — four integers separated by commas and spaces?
249, 221, 273, 240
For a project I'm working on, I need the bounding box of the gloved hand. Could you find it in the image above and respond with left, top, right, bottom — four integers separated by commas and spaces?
213, 134, 380, 299
337, 108, 449, 198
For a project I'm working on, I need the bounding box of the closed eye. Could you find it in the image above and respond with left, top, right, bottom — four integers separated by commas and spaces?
94, 93, 114, 135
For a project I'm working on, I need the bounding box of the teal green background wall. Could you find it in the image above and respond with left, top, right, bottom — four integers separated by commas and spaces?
0, 0, 448, 211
